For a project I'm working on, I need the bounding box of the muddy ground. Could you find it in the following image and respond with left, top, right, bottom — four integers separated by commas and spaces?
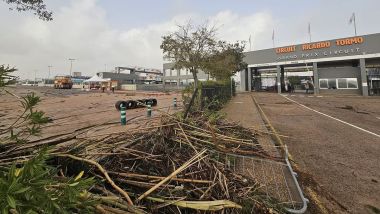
252, 92, 380, 214
0, 86, 181, 140
2, 87, 379, 213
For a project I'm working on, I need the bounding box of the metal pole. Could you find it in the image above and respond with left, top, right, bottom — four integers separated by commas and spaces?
354, 14, 357, 36
34, 70, 37, 86
249, 34, 252, 51
69, 58, 76, 76
308, 22, 312, 43
48, 65, 52, 85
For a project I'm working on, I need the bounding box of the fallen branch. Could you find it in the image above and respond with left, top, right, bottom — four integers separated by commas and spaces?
56, 154, 134, 205
136, 149, 207, 202
146, 197, 242, 211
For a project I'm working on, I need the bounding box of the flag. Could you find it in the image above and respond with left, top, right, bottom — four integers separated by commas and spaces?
349, 13, 355, 24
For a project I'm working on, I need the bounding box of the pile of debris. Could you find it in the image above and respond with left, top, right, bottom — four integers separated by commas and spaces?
0, 110, 285, 213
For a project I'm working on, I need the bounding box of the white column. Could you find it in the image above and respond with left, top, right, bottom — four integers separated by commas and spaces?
248, 68, 252, 91
276, 66, 281, 93
360, 58, 368, 96
313, 62, 319, 95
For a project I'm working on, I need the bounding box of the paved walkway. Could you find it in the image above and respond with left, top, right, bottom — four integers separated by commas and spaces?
222, 92, 278, 156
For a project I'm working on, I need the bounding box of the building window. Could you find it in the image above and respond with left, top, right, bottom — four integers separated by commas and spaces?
347, 78, 358, 89
171, 69, 178, 76
328, 79, 337, 89
165, 69, 171, 76
319, 79, 328, 89
320, 78, 358, 89
337, 78, 358, 89
179, 69, 187, 76
337, 79, 347, 88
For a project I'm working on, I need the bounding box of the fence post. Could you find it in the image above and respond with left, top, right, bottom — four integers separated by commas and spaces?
120, 104, 126, 125
173, 97, 177, 108
147, 102, 152, 117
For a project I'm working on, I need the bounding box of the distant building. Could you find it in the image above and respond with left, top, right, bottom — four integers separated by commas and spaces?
97, 66, 163, 85
71, 76, 91, 87
240, 33, 380, 96
72, 72, 82, 77
162, 62, 210, 86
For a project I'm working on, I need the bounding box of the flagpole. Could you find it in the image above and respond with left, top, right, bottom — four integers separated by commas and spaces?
252, 32, 255, 51
249, 35, 252, 51
354, 13, 357, 36
272, 29, 275, 48
308, 23, 312, 43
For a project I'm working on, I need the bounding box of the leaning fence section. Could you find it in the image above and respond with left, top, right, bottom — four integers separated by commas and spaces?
222, 149, 308, 213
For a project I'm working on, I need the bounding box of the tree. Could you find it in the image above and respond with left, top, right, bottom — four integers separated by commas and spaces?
204, 41, 247, 81
3, 0, 53, 21
160, 23, 218, 89
0, 65, 17, 87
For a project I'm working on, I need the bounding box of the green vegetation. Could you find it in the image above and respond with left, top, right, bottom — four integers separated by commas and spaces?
2, 0, 53, 21
0, 65, 98, 214
161, 22, 246, 90
0, 149, 97, 214
204, 41, 247, 81
182, 79, 236, 114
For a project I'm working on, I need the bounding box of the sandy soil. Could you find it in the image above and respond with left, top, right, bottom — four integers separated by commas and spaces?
252, 92, 380, 214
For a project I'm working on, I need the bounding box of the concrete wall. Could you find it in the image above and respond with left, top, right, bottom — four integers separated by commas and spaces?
136, 84, 165, 91
120, 84, 137, 90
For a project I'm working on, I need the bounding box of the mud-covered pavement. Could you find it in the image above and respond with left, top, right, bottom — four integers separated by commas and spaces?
253, 92, 380, 214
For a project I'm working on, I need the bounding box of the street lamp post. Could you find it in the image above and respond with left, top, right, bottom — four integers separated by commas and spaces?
34, 70, 37, 86
48, 65, 52, 85
68, 58, 76, 76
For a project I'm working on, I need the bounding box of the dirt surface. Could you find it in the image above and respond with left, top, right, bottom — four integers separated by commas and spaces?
0, 86, 181, 140
251, 92, 380, 214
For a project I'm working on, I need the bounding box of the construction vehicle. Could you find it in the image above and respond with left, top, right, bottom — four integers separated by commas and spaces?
54, 75, 73, 89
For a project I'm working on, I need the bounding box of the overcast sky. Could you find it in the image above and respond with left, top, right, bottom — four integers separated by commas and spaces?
1, 0, 380, 79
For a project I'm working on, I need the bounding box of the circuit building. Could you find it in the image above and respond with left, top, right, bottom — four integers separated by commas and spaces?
241, 33, 380, 96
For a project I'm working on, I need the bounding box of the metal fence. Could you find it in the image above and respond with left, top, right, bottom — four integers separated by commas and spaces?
221, 146, 308, 213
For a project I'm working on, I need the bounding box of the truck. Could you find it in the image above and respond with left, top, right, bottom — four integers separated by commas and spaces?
54, 75, 73, 89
